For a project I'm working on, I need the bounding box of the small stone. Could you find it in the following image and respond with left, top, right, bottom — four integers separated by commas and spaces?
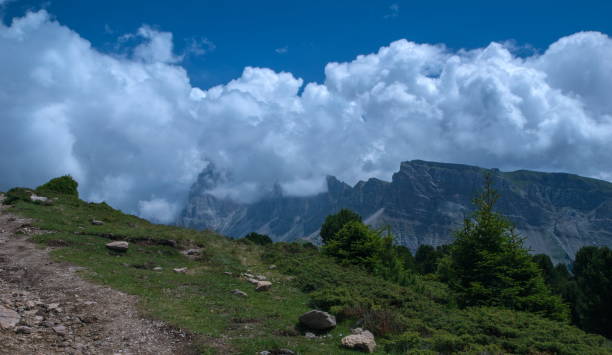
223, 271, 233, 276
15, 326, 32, 334
255, 274, 267, 281
259, 352, 271, 355
105, 241, 129, 252
268, 264, 277, 270
0, 305, 21, 329
173, 267, 188, 273
52, 325, 67, 336
255, 281, 272, 292
242, 273, 254, 279
305, 332, 316, 339
46, 303, 60, 311
246, 278, 259, 285
91, 219, 104, 225
182, 249, 202, 256
231, 289, 248, 297
153, 267, 163, 271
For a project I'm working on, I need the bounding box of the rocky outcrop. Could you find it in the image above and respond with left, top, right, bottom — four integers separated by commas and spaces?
179, 160, 612, 263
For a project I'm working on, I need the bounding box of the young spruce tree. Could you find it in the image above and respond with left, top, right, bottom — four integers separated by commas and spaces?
449, 173, 569, 321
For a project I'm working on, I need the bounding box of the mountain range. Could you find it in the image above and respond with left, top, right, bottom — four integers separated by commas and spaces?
177, 160, 612, 264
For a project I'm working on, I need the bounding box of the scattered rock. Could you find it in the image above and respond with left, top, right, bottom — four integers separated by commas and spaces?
255, 274, 268, 281
0, 305, 20, 329
153, 267, 163, 271
223, 271, 233, 276
341, 328, 376, 353
182, 249, 202, 256
105, 241, 129, 252
268, 264, 277, 270
259, 350, 295, 355
242, 272, 255, 279
46, 303, 60, 311
246, 278, 259, 285
298, 310, 336, 330
91, 219, 104, 225
255, 281, 272, 292
231, 289, 248, 297
304, 332, 316, 339
14, 326, 32, 334
52, 325, 67, 336
173, 267, 188, 274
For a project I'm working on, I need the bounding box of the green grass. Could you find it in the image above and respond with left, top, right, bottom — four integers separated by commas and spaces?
4, 190, 612, 354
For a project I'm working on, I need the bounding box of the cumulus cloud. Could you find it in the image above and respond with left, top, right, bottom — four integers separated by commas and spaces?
1, 11, 612, 223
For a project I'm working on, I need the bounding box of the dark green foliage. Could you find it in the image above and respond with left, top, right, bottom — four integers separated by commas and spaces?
322, 220, 414, 286
394, 245, 417, 272
448, 173, 569, 321
572, 246, 612, 338
4, 187, 33, 205
36, 175, 79, 197
242, 232, 273, 245
323, 221, 382, 270
262, 243, 610, 354
533, 254, 555, 283
319, 208, 362, 244
414, 245, 450, 275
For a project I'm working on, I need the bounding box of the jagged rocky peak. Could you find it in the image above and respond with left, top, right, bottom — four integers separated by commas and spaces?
178, 160, 612, 264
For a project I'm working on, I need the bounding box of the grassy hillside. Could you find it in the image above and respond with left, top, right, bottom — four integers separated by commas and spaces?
3, 186, 611, 354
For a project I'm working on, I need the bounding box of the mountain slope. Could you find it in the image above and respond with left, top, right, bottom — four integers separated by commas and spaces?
178, 160, 612, 263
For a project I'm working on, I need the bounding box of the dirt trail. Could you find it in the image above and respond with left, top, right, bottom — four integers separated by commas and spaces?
0, 194, 195, 355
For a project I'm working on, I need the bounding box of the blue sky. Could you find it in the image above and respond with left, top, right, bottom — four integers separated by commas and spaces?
2, 1, 612, 222
4, 0, 612, 88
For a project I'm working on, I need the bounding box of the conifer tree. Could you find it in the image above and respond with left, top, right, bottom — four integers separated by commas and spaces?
448, 173, 569, 321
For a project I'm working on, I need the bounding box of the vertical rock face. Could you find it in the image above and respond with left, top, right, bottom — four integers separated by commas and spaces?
177, 160, 612, 264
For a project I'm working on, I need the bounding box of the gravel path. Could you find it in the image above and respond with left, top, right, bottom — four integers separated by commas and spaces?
0, 194, 196, 355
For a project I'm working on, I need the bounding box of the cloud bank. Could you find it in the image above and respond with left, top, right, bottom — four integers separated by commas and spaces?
2, 11, 612, 222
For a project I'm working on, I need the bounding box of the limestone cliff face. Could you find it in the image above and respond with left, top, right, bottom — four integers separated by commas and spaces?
177, 160, 612, 263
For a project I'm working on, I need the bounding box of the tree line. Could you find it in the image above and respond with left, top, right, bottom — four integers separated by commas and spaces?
314, 173, 612, 338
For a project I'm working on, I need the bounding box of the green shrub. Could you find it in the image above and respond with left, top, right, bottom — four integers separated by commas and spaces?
4, 187, 33, 205
242, 232, 273, 245
36, 175, 79, 197
320, 208, 362, 244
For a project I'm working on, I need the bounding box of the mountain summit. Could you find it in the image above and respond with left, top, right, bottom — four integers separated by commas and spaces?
178, 160, 612, 263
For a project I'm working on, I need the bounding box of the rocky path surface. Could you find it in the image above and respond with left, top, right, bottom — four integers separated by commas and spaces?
0, 194, 194, 355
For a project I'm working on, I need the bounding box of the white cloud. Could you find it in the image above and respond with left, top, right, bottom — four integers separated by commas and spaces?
133, 25, 180, 63
138, 197, 179, 224
275, 46, 288, 54
184, 37, 215, 57
1, 11, 612, 223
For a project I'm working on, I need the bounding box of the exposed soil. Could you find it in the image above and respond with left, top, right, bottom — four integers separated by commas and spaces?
0, 194, 197, 355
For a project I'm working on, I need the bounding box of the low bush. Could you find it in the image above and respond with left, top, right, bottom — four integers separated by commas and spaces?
36, 175, 79, 197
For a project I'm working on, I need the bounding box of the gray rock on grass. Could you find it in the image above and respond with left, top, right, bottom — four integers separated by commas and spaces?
298, 310, 336, 330
255, 281, 272, 292
105, 241, 129, 252
341, 328, 376, 353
